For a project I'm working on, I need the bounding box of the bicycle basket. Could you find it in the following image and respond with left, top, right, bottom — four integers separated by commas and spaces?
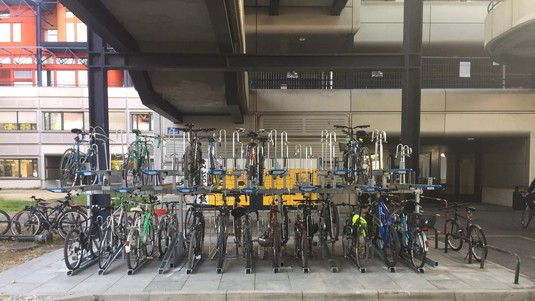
419, 214, 437, 229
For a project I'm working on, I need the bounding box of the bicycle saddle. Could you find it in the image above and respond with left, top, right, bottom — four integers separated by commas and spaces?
71, 128, 82, 134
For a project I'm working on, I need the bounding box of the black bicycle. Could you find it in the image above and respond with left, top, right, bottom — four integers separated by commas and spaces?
334, 124, 372, 185
446, 202, 487, 261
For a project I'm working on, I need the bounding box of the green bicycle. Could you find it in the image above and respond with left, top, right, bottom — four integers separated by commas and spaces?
122, 129, 161, 187
125, 196, 159, 271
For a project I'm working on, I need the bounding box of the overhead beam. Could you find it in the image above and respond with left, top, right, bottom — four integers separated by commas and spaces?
94, 53, 410, 71
269, 0, 280, 16
61, 0, 183, 123
331, 0, 348, 16
59, 0, 138, 52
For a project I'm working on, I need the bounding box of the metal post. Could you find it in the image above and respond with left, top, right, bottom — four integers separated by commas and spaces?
36, 1, 42, 87
87, 30, 110, 209
401, 0, 423, 181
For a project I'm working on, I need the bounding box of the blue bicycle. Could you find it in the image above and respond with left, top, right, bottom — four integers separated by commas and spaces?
369, 195, 400, 268
395, 200, 428, 269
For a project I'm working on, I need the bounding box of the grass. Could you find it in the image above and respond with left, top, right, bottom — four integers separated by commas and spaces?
0, 195, 87, 214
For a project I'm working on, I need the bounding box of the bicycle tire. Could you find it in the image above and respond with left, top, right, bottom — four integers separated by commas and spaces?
122, 146, 136, 186
0, 210, 10, 235
59, 148, 77, 187
244, 216, 253, 270
409, 229, 427, 268
57, 209, 88, 239
329, 202, 340, 241
217, 214, 227, 269
357, 147, 372, 185
188, 228, 198, 270
157, 215, 170, 256
126, 228, 142, 270
446, 219, 463, 251
272, 226, 281, 269
300, 226, 308, 269
98, 225, 114, 269
145, 221, 155, 257
11, 210, 41, 236
344, 153, 356, 184
139, 149, 151, 186
281, 206, 289, 244
355, 225, 368, 268
64, 228, 83, 270
382, 224, 399, 268
521, 202, 532, 229
81, 148, 98, 185
469, 224, 487, 262
88, 225, 102, 258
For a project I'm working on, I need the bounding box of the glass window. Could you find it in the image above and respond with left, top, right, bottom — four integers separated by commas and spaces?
66, 23, 75, 42
131, 113, 153, 131
65, 11, 74, 18
12, 23, 21, 42
0, 10, 10, 18
44, 112, 84, 131
0, 23, 10, 42
109, 112, 125, 131
45, 30, 58, 42
14, 70, 32, 79
76, 23, 87, 42
0, 111, 36, 130
78, 70, 87, 87
0, 159, 37, 178
56, 70, 76, 86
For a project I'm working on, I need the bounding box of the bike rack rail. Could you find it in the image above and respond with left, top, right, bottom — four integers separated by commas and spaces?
480, 244, 521, 285
67, 255, 98, 276
98, 244, 125, 275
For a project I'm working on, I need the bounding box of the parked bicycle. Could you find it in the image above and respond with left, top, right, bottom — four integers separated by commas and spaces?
258, 194, 289, 271
318, 195, 340, 245
394, 199, 428, 269
231, 194, 258, 273
98, 196, 133, 269
235, 128, 270, 187
125, 195, 159, 271
340, 198, 371, 270
60, 127, 109, 187
369, 195, 400, 268
11, 194, 86, 238
0, 209, 9, 235
64, 204, 107, 271
184, 195, 206, 273
123, 129, 161, 186
446, 202, 487, 261
293, 197, 317, 270
174, 123, 216, 187
334, 124, 372, 185
156, 201, 180, 257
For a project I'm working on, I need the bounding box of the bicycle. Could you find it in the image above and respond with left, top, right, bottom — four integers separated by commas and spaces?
11, 194, 87, 238
174, 123, 216, 187
318, 195, 340, 245
125, 195, 159, 271
521, 195, 534, 228
59, 127, 109, 187
156, 201, 180, 257
231, 194, 258, 273
184, 195, 206, 273
446, 202, 487, 262
98, 196, 132, 269
258, 194, 289, 271
394, 199, 428, 269
215, 193, 231, 273
369, 195, 400, 268
0, 209, 9, 235
293, 197, 317, 270
340, 199, 371, 271
64, 204, 107, 271
235, 128, 269, 187
123, 129, 162, 186
334, 124, 372, 185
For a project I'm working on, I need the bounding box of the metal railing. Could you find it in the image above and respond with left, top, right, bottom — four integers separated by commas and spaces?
487, 0, 504, 13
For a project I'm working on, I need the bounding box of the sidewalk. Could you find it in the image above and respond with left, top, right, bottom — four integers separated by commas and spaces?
0, 189, 62, 201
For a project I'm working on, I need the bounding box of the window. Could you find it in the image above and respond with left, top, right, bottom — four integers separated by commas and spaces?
109, 112, 125, 131
77, 23, 87, 42
12, 23, 21, 42
45, 30, 58, 42
66, 22, 75, 42
0, 23, 10, 42
0, 10, 10, 18
44, 112, 84, 131
0, 159, 38, 178
0, 111, 37, 130
131, 113, 153, 131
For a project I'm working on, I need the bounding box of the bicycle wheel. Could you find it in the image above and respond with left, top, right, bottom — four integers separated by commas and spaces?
98, 224, 115, 269
183, 146, 195, 186
272, 227, 281, 269
0, 210, 11, 235
216, 214, 227, 269
344, 153, 356, 184
59, 148, 77, 187
281, 206, 289, 244
145, 221, 155, 257
126, 228, 142, 270
122, 146, 136, 186
469, 224, 487, 261
58, 209, 88, 239
11, 210, 41, 236
88, 225, 102, 258
409, 229, 427, 268
355, 225, 368, 268
187, 228, 198, 270
139, 149, 151, 186
81, 148, 98, 185
381, 225, 399, 268
64, 228, 83, 270
157, 215, 170, 256
300, 227, 308, 268
521, 202, 532, 229
446, 219, 463, 251
328, 202, 340, 241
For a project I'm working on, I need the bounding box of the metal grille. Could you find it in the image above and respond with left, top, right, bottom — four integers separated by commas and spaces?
249, 57, 532, 90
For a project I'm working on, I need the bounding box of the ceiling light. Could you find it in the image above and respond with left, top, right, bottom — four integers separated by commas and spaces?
467, 137, 475, 141
298, 37, 306, 42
